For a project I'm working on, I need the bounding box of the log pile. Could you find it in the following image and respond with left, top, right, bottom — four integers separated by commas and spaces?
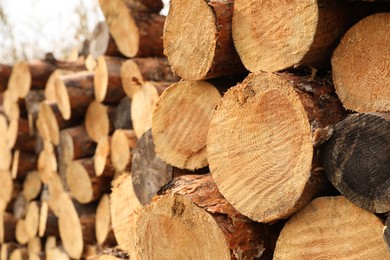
1, 0, 390, 259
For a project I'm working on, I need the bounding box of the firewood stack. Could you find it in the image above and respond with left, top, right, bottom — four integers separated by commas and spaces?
0, 0, 390, 259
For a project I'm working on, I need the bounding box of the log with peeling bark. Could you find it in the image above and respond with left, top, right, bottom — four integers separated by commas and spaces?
94, 56, 126, 103
332, 13, 390, 112
14, 118, 36, 153
134, 174, 279, 259
164, 0, 246, 80
110, 173, 141, 251
152, 80, 222, 170
132, 129, 196, 205
207, 71, 345, 222
232, 0, 388, 72
114, 97, 132, 130
274, 196, 390, 259
121, 58, 179, 98
66, 158, 114, 204
98, 0, 165, 58
59, 125, 96, 161
89, 22, 122, 59
322, 113, 390, 213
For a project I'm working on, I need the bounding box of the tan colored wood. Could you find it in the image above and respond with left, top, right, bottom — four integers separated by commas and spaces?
27, 237, 41, 255
0, 170, 13, 212
8, 61, 31, 99
15, 219, 29, 245
9, 248, 28, 260
11, 150, 19, 179
152, 80, 222, 170
110, 173, 141, 251
164, 0, 245, 80
85, 54, 96, 71
121, 58, 178, 98
207, 71, 345, 222
274, 196, 390, 259
37, 143, 57, 184
37, 102, 60, 145
6, 119, 19, 150
94, 136, 110, 176
24, 201, 39, 239
332, 13, 390, 112
85, 101, 109, 142
99, 0, 165, 57
2, 90, 19, 121
59, 125, 96, 161
45, 236, 56, 251
111, 129, 131, 172
96, 194, 116, 246
38, 201, 48, 237
22, 171, 42, 202
45, 70, 71, 120
135, 174, 276, 259
46, 247, 70, 260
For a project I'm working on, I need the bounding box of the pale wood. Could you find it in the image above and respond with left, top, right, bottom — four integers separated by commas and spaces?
22, 171, 42, 201
59, 125, 96, 161
110, 173, 141, 251
152, 80, 222, 170
207, 72, 345, 222
164, 0, 245, 80
7, 61, 31, 99
6, 119, 19, 150
85, 101, 109, 142
96, 194, 116, 246
2, 90, 19, 121
45, 70, 71, 120
24, 201, 39, 239
274, 196, 390, 259
121, 58, 178, 98
131, 81, 165, 138
232, 0, 383, 72
10, 150, 19, 179
135, 174, 276, 259
37, 102, 60, 145
94, 136, 110, 176
0, 170, 13, 212
38, 201, 48, 237
37, 142, 57, 184
27, 237, 41, 255
332, 13, 390, 112
111, 129, 131, 172
9, 248, 28, 260
99, 0, 165, 57
15, 219, 29, 245
46, 247, 70, 260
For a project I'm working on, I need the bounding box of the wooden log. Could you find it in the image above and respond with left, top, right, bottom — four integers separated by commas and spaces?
59, 126, 96, 161
232, 0, 388, 72
96, 194, 116, 246
22, 171, 42, 202
66, 158, 114, 204
384, 214, 390, 250
110, 129, 131, 172
98, 0, 165, 57
94, 56, 126, 103
89, 21, 122, 59
132, 129, 195, 205
134, 174, 278, 259
121, 58, 179, 98
0, 170, 13, 212
152, 80, 222, 170
207, 71, 345, 222
85, 101, 110, 142
94, 136, 110, 177
14, 152, 37, 181
332, 13, 390, 112
2, 213, 16, 243
14, 118, 36, 153
24, 201, 39, 239
164, 0, 245, 80
322, 113, 390, 213
114, 97, 132, 130
110, 173, 141, 251
274, 196, 389, 259
7, 61, 31, 99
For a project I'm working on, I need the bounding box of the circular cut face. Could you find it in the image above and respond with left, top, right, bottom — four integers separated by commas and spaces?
66, 161, 93, 204
85, 101, 109, 142
96, 194, 111, 245
121, 59, 143, 98
163, 0, 217, 80
207, 72, 313, 222
274, 196, 389, 259
135, 195, 230, 259
152, 81, 221, 170
332, 13, 390, 112
232, 0, 318, 72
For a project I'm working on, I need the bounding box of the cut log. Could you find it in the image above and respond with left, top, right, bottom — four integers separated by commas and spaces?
110, 129, 131, 172
14, 118, 35, 153
9, 248, 28, 260
99, 0, 165, 57
2, 90, 20, 121
152, 80, 222, 170
24, 201, 39, 239
0, 170, 13, 212
121, 58, 179, 98
94, 56, 125, 103
22, 171, 42, 202
36, 102, 60, 145
85, 101, 110, 142
207, 71, 345, 222
131, 81, 161, 138
7, 61, 31, 99
89, 22, 122, 59
1, 213, 17, 243
322, 113, 390, 213
164, 0, 245, 80
15, 219, 29, 245
45, 70, 71, 120
110, 173, 141, 251
232, 0, 386, 72
332, 13, 390, 112
59, 126, 96, 161
94, 136, 110, 176
274, 196, 390, 259
27, 237, 41, 256
132, 129, 191, 205
134, 174, 278, 259
114, 97, 132, 130
96, 194, 116, 246
66, 159, 114, 204
0, 141, 12, 172
14, 152, 37, 181
37, 143, 57, 184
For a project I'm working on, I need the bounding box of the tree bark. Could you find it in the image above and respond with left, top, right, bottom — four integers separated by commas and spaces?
332, 13, 390, 112
232, 0, 389, 72
322, 113, 390, 213
274, 196, 389, 259
164, 0, 246, 80
207, 71, 345, 222
152, 80, 222, 170
114, 97, 132, 130
134, 174, 279, 259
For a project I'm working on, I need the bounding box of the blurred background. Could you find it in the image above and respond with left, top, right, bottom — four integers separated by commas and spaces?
0, 0, 169, 64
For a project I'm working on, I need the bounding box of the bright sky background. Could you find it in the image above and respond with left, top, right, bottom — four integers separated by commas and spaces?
0, 0, 169, 62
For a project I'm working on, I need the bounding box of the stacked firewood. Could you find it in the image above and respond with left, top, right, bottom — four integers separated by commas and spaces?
1, 0, 390, 259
